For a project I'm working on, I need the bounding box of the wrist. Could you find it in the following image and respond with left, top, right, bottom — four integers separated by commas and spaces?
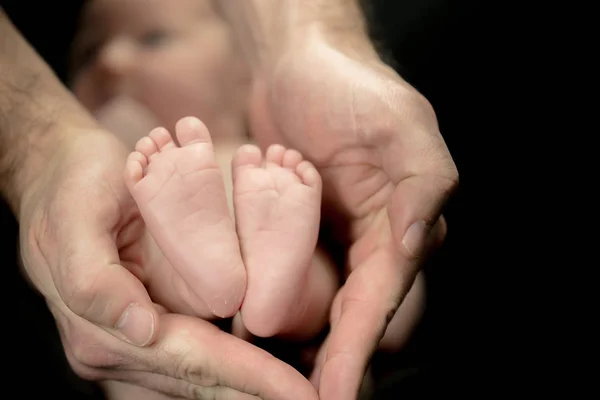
284, 22, 381, 67
0, 9, 104, 215
5, 121, 109, 217
293, 0, 379, 59
219, 0, 381, 73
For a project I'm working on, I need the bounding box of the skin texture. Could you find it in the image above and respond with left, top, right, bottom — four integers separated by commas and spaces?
1, 0, 458, 398
17, 123, 320, 400
2, 6, 319, 399
220, 1, 458, 398
70, 0, 250, 143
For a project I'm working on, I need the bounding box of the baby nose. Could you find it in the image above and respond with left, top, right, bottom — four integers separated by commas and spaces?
97, 38, 136, 77
93, 38, 137, 106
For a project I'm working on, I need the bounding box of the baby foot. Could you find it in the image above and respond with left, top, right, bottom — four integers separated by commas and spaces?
124, 117, 246, 318
233, 144, 322, 337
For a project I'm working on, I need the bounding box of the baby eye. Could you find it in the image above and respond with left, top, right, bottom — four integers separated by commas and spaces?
138, 30, 170, 48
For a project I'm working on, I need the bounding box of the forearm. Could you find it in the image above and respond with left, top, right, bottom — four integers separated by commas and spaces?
218, 0, 378, 69
0, 9, 98, 212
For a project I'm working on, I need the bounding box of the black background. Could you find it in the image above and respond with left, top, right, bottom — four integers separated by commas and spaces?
1, 0, 536, 398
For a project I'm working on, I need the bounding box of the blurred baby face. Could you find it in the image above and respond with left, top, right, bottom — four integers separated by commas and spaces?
70, 0, 249, 136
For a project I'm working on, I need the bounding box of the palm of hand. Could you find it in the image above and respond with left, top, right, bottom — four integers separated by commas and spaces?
16, 132, 194, 320
19, 132, 319, 399
250, 38, 443, 220
248, 39, 456, 398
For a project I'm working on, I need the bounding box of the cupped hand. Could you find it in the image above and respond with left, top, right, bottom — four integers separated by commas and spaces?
248, 31, 458, 399
18, 128, 318, 399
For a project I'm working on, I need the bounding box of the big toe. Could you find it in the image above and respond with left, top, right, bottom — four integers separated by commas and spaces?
233, 145, 262, 170
175, 117, 211, 146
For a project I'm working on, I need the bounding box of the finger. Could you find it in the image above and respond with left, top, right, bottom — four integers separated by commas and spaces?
377, 109, 457, 259
317, 211, 445, 398
387, 172, 457, 260
101, 377, 262, 400
195, 387, 262, 400
378, 271, 426, 352
309, 334, 331, 389
100, 381, 187, 400
317, 229, 409, 399
52, 224, 159, 347
149, 314, 319, 400
56, 308, 307, 399
429, 215, 447, 251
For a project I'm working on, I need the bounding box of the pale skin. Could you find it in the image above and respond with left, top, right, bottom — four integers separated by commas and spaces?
220, 1, 457, 398
125, 117, 248, 320
0, 7, 319, 400
70, 0, 339, 339
122, 116, 336, 338
70, 0, 422, 345
1, 0, 457, 398
113, 113, 418, 399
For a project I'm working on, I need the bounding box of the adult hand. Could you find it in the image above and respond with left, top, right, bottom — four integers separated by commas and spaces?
1, 9, 317, 398
18, 128, 318, 399
247, 30, 458, 399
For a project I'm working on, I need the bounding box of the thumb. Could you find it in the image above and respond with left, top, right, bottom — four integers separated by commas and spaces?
53, 228, 159, 347
388, 173, 457, 260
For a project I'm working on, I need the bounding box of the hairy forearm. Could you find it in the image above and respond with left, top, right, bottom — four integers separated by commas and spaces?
0, 9, 98, 212
218, 0, 377, 69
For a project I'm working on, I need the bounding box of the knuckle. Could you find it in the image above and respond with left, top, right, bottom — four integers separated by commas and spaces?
439, 170, 459, 195
166, 340, 216, 389
49, 307, 98, 373
63, 269, 104, 321
66, 343, 110, 381
394, 84, 438, 125
66, 333, 101, 373
67, 355, 101, 381
63, 325, 125, 377
413, 91, 437, 120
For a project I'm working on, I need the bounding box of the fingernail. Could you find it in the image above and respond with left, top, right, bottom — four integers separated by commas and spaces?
115, 303, 155, 346
402, 220, 429, 258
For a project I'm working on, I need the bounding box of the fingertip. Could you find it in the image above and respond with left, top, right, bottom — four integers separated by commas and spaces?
401, 215, 447, 258
388, 174, 456, 260
429, 216, 447, 250
401, 220, 430, 258
114, 302, 159, 347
